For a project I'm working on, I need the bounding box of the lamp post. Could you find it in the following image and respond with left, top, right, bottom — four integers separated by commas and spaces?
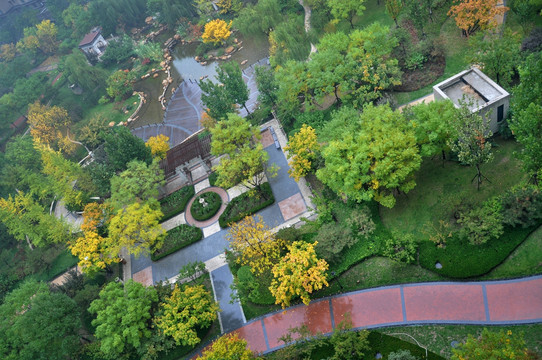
331, 271, 344, 292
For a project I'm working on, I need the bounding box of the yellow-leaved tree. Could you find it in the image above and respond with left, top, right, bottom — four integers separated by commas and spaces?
269, 241, 329, 308
202, 19, 232, 45
27, 102, 72, 152
198, 333, 258, 360
448, 0, 509, 37
69, 202, 118, 273
35, 20, 58, 54
216, 0, 242, 14
284, 124, 320, 181
0, 43, 16, 62
226, 215, 285, 275
155, 284, 219, 346
145, 134, 170, 160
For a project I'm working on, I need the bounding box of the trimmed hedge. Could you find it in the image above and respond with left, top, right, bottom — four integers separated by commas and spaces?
159, 185, 195, 222
190, 191, 222, 221
419, 221, 542, 278
151, 224, 203, 261
219, 183, 275, 228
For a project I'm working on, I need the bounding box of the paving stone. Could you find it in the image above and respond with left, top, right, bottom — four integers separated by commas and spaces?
260, 129, 274, 148
486, 278, 542, 321
203, 222, 221, 237
194, 178, 210, 193
132, 266, 153, 286
234, 321, 268, 354
278, 193, 307, 221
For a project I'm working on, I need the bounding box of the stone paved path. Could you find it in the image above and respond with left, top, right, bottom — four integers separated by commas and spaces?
221, 275, 542, 356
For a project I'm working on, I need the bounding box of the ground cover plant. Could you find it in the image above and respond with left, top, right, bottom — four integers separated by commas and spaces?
159, 185, 195, 221
151, 224, 203, 261
219, 182, 275, 228
190, 191, 222, 221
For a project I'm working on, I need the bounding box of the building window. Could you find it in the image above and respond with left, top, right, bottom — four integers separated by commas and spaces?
497, 104, 504, 123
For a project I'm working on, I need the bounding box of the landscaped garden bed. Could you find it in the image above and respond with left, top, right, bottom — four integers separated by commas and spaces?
218, 183, 275, 228
190, 191, 222, 221
151, 224, 203, 261
159, 185, 195, 221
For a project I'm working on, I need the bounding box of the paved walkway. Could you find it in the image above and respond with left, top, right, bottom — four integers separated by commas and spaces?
224, 275, 542, 355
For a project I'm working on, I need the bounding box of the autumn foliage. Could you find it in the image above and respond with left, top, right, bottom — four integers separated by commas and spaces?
202, 19, 232, 45
448, 0, 509, 37
284, 124, 320, 181
27, 102, 72, 152
145, 134, 170, 160
198, 333, 257, 360
269, 241, 329, 308
226, 215, 285, 275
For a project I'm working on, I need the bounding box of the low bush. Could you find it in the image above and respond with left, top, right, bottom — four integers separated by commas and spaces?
208, 172, 218, 187
151, 225, 203, 261
314, 223, 355, 264
190, 191, 222, 221
219, 183, 275, 228
160, 185, 195, 221
419, 222, 542, 278
458, 198, 504, 245
383, 232, 417, 264
501, 185, 542, 228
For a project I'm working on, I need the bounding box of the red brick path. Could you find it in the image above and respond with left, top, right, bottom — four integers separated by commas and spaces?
194, 276, 542, 357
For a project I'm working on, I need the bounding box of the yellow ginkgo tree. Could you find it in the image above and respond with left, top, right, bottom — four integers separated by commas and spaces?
284, 124, 320, 181
145, 134, 170, 160
269, 241, 329, 308
202, 19, 232, 45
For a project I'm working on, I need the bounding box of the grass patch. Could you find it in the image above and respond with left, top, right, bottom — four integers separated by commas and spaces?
33, 249, 79, 282
380, 324, 542, 359
367, 331, 445, 360
160, 185, 195, 222
151, 224, 203, 261
219, 183, 275, 228
190, 191, 222, 221
380, 139, 525, 239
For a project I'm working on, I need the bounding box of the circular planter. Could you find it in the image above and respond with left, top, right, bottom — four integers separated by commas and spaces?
190, 191, 222, 221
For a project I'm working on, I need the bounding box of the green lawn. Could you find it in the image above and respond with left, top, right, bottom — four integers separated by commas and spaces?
33, 248, 79, 282
482, 225, 542, 279
380, 324, 542, 358
380, 138, 525, 239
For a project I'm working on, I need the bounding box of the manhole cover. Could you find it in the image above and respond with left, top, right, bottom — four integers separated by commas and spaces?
435, 262, 443, 269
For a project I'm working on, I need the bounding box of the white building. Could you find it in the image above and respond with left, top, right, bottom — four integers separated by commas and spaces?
79, 28, 108, 58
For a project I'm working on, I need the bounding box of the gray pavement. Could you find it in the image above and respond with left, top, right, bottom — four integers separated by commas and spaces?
211, 264, 246, 333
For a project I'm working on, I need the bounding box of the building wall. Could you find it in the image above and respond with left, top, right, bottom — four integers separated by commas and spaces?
478, 96, 510, 134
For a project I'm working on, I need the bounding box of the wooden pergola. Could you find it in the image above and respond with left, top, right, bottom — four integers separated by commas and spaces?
159, 132, 212, 179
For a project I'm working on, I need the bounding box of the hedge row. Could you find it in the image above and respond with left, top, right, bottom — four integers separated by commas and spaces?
160, 185, 195, 222
219, 183, 275, 228
190, 192, 222, 221
151, 224, 203, 261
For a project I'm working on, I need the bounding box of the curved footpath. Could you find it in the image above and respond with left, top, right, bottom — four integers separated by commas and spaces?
193, 275, 542, 356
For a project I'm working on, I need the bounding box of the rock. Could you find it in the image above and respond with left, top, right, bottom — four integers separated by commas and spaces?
167, 56, 172, 61
171, 87, 176, 93
238, 41, 243, 46
153, 73, 159, 78
200, 61, 207, 65
238, 46, 243, 51
225, 46, 235, 54
145, 16, 154, 24
195, 56, 201, 61
108, 121, 115, 127
174, 34, 181, 40
220, 55, 228, 60
234, 38, 238, 43
241, 59, 248, 65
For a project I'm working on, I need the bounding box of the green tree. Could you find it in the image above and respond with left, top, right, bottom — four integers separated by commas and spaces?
327, 0, 366, 28
106, 70, 136, 102
134, 41, 162, 63
155, 284, 219, 346
63, 51, 108, 92
386, 0, 403, 27
467, 29, 521, 86
109, 160, 165, 211
89, 280, 158, 358
404, 100, 457, 158
0, 280, 81, 360
275, 60, 309, 116
199, 79, 236, 120
317, 105, 421, 208
104, 126, 152, 172
451, 328, 532, 360
509, 53, 542, 184
210, 113, 275, 189
100, 35, 135, 65
269, 19, 311, 66
62, 3, 92, 38
219, 62, 250, 115
447, 101, 493, 190
314, 222, 355, 264
255, 65, 278, 106
329, 318, 370, 360
458, 199, 504, 245
147, 0, 198, 27
383, 231, 418, 263
234, 0, 282, 37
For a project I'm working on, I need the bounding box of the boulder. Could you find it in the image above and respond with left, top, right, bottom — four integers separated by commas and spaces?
153, 73, 159, 78
241, 59, 248, 65
108, 121, 115, 127
225, 46, 235, 54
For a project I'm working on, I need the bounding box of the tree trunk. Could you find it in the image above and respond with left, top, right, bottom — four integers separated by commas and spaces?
476, 164, 482, 190
334, 85, 341, 105
243, 103, 251, 116
26, 235, 34, 250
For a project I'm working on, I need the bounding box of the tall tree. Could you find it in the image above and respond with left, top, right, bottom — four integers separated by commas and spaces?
226, 215, 285, 275
385, 0, 403, 27
154, 284, 219, 347
327, 0, 366, 28
269, 241, 329, 308
317, 105, 421, 208
198, 333, 258, 360
89, 280, 158, 358
35, 20, 58, 54
509, 53, 542, 184
284, 124, 320, 181
467, 29, 521, 86
448, 0, 509, 37
27, 102, 71, 152
452, 329, 532, 360
202, 19, 232, 45
255, 65, 278, 106
106, 70, 136, 102
447, 101, 493, 190
146, 134, 170, 160
269, 19, 311, 66
234, 0, 282, 37
218, 62, 250, 115
404, 100, 457, 158
104, 126, 152, 172
0, 280, 81, 360
63, 51, 108, 92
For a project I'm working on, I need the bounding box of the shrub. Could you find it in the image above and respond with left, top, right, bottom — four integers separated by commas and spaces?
346, 206, 376, 239
501, 185, 542, 228
235, 266, 275, 305
314, 222, 356, 264
190, 191, 222, 221
405, 52, 427, 70
458, 198, 504, 245
151, 225, 203, 261
276, 226, 302, 243
219, 183, 275, 228
208, 172, 218, 187
383, 232, 417, 264
388, 349, 420, 360
160, 185, 195, 221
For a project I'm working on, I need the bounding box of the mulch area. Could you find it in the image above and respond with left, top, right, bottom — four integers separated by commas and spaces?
394, 55, 446, 92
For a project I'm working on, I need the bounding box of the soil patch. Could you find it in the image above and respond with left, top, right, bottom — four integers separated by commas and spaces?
394, 55, 445, 92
